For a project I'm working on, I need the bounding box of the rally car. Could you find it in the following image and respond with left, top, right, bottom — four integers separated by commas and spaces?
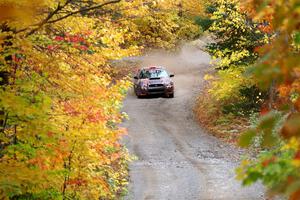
133, 66, 174, 98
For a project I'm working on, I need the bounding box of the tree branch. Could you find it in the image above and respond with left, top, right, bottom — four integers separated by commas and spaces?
25, 0, 72, 36
0, 112, 8, 133
16, 0, 122, 36
47, 0, 121, 24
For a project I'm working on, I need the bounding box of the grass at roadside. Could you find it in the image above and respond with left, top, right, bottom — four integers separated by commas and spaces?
194, 83, 250, 145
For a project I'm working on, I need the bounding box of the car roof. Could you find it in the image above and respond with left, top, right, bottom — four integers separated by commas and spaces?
142, 66, 164, 70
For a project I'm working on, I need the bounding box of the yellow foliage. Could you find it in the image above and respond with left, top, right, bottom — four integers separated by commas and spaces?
281, 137, 300, 151
0, 0, 205, 199
204, 74, 214, 81
209, 68, 253, 101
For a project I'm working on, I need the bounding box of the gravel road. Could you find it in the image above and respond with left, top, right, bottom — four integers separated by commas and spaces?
122, 43, 265, 200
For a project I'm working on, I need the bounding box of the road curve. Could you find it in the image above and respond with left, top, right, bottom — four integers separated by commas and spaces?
122, 43, 265, 200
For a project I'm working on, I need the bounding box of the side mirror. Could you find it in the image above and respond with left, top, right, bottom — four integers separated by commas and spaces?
169, 74, 174, 77
133, 76, 138, 79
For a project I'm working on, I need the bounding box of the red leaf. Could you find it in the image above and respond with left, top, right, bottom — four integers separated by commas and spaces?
260, 107, 269, 116
54, 36, 64, 41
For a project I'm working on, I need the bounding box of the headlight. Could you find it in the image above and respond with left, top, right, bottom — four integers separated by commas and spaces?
166, 83, 173, 88
140, 82, 148, 90
141, 85, 148, 90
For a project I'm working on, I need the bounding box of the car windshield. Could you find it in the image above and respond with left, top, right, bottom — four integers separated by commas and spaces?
139, 69, 168, 79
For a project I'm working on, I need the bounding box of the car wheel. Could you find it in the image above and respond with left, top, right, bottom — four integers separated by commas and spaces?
134, 89, 140, 98
136, 92, 143, 98
165, 93, 174, 98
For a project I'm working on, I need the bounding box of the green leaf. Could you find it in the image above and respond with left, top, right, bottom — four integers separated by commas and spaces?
258, 112, 281, 132
286, 180, 300, 194
239, 129, 257, 147
294, 32, 300, 45
262, 130, 278, 147
242, 171, 262, 186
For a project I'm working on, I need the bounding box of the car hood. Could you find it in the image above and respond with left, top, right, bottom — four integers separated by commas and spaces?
140, 77, 172, 85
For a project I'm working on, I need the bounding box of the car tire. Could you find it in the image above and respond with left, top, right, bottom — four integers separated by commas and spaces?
134, 89, 140, 98
166, 93, 174, 98
136, 92, 143, 98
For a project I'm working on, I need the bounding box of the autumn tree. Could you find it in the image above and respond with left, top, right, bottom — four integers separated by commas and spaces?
236, 0, 300, 199
0, 1, 137, 199
131, 0, 203, 49
207, 0, 268, 70
204, 0, 269, 116
0, 0, 203, 199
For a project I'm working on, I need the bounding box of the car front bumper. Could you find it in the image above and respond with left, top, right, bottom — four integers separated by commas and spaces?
136, 86, 174, 96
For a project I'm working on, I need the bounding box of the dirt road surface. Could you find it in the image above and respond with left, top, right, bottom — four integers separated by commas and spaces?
122, 42, 265, 200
